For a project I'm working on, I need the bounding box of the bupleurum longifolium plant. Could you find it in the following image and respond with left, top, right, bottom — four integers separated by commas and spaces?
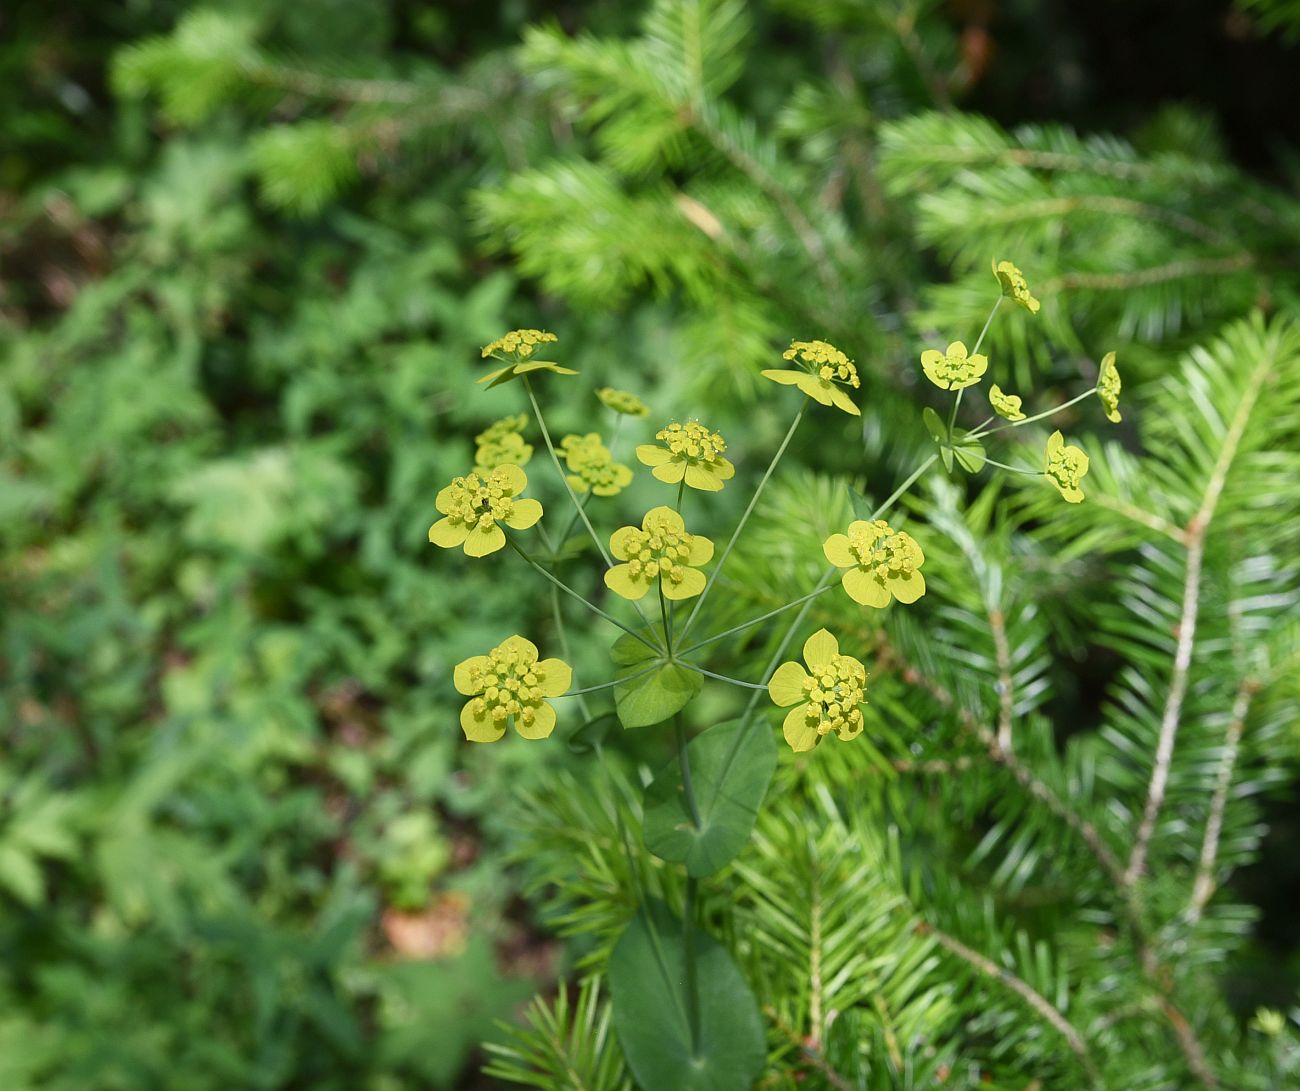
429, 262, 1122, 1090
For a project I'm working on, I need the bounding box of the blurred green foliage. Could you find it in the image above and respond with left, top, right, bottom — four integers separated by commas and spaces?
3, 0, 1300, 1088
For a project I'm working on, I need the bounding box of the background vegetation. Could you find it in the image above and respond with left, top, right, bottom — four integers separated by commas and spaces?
3, 1, 1300, 1087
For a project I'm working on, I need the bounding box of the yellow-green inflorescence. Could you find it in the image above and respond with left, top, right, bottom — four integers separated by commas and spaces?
560, 433, 633, 496
597, 387, 650, 417
767, 629, 868, 752
1044, 430, 1089, 503
454, 635, 572, 743
636, 420, 736, 492
428, 464, 542, 557
474, 414, 534, 474
993, 259, 1041, 314
823, 519, 926, 608
920, 340, 987, 391
605, 506, 714, 601
478, 329, 577, 387
761, 339, 861, 415
988, 383, 1026, 421
1097, 351, 1121, 423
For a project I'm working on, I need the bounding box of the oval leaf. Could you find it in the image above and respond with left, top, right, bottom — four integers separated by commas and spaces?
609, 900, 765, 1091
643, 718, 776, 876
611, 633, 702, 728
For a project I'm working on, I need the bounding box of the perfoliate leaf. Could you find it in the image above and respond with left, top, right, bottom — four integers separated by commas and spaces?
611, 633, 702, 728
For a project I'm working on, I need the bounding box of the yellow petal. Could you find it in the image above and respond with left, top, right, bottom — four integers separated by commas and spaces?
828, 385, 861, 416
515, 702, 556, 740
636, 444, 673, 467
499, 635, 539, 661
946, 341, 968, 359
715, 457, 736, 480
464, 523, 506, 557
822, 533, 855, 568
610, 525, 638, 560
687, 534, 714, 565
475, 366, 514, 385
461, 702, 506, 743
761, 369, 804, 386
536, 658, 573, 698
645, 506, 685, 533
768, 661, 809, 707
684, 462, 724, 491
661, 568, 706, 600
504, 497, 543, 530
796, 374, 834, 406
604, 564, 650, 600
493, 463, 527, 495
652, 460, 687, 484
429, 518, 469, 548
782, 705, 821, 752
842, 567, 890, 607
453, 655, 490, 696
802, 628, 839, 668
435, 483, 458, 514
888, 570, 926, 604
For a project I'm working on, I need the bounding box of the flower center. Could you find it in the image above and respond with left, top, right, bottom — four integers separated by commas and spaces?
622, 516, 696, 586
468, 645, 550, 726
782, 340, 861, 388
847, 520, 917, 578
1048, 449, 1084, 490
656, 421, 726, 463
444, 469, 516, 530
800, 654, 866, 736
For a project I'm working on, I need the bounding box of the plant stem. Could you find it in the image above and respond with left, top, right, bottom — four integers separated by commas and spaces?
870, 452, 938, 520
680, 583, 838, 655
981, 457, 1044, 476
562, 667, 657, 698
677, 662, 769, 690
971, 388, 1095, 440
971, 295, 1003, 357
506, 535, 661, 653
549, 582, 589, 719
659, 587, 673, 657
675, 715, 703, 1050
680, 403, 805, 642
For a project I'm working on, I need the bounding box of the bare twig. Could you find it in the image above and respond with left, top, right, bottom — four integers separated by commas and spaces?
1048, 254, 1253, 294
989, 607, 1015, 753
763, 1005, 854, 1091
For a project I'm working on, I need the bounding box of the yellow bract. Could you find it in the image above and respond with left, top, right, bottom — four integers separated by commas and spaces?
1097, 351, 1122, 423
428, 464, 542, 557
474, 415, 533, 474
989, 383, 1026, 421
761, 339, 861, 416
560, 433, 633, 497
596, 387, 650, 417
636, 420, 736, 492
767, 628, 868, 752
1044, 430, 1089, 503
454, 635, 571, 743
604, 506, 714, 601
822, 519, 926, 608
920, 340, 987, 391
478, 329, 576, 387
993, 259, 1041, 314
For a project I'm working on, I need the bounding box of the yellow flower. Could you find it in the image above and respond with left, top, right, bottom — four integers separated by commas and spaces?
767, 628, 868, 752
597, 387, 650, 417
822, 519, 926, 608
761, 339, 861, 416
989, 383, 1026, 421
454, 635, 571, 743
1097, 351, 1121, 423
1044, 430, 1089, 503
428, 464, 542, 556
920, 340, 988, 391
605, 506, 714, 601
993, 259, 1041, 314
636, 420, 736, 492
478, 329, 576, 387
474, 415, 533, 474
560, 433, 633, 497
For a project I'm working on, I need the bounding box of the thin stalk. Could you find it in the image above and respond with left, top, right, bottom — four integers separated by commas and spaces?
549, 583, 589, 719
981, 458, 1044, 476
677, 662, 769, 690
680, 403, 806, 642
871, 453, 938, 520
970, 388, 1095, 440
680, 583, 838, 656
506, 535, 661, 653
971, 295, 1003, 356
659, 588, 673, 657
675, 716, 703, 1051
562, 667, 657, 698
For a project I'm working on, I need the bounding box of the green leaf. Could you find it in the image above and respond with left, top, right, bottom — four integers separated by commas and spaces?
643, 718, 776, 876
0, 845, 43, 906
922, 405, 949, 445
951, 430, 987, 473
611, 633, 702, 728
609, 900, 765, 1091
565, 711, 620, 755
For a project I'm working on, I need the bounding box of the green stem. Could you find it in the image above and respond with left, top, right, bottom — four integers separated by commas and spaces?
679, 583, 838, 656
972, 389, 1095, 440
549, 583, 589, 719
683, 874, 702, 1053
677, 662, 769, 690
562, 667, 657, 698
982, 458, 1045, 476
659, 587, 674, 657
506, 535, 662, 653
680, 403, 806, 642
871, 452, 938, 521
971, 295, 1003, 357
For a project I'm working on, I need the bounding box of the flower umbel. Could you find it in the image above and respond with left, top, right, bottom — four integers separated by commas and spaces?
767, 629, 868, 752
822, 519, 926, 608
636, 420, 736, 492
761, 339, 861, 416
428, 464, 542, 557
1097, 351, 1122, 423
989, 383, 1026, 421
454, 635, 571, 743
993, 260, 1041, 314
474, 415, 533, 474
605, 506, 714, 601
597, 387, 650, 417
1044, 430, 1089, 503
560, 433, 633, 496
920, 340, 988, 391
478, 329, 576, 388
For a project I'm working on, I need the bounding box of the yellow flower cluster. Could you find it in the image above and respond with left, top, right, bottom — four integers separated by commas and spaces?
481, 329, 558, 360
920, 340, 987, 391
560, 433, 633, 496
596, 387, 650, 417
474, 415, 533, 474
428, 464, 542, 557
988, 384, 1025, 421
993, 260, 1041, 314
1044, 430, 1089, 503
636, 421, 736, 492
605, 506, 714, 601
1097, 351, 1121, 423
761, 339, 861, 415
454, 635, 571, 743
823, 519, 926, 608
767, 630, 868, 752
